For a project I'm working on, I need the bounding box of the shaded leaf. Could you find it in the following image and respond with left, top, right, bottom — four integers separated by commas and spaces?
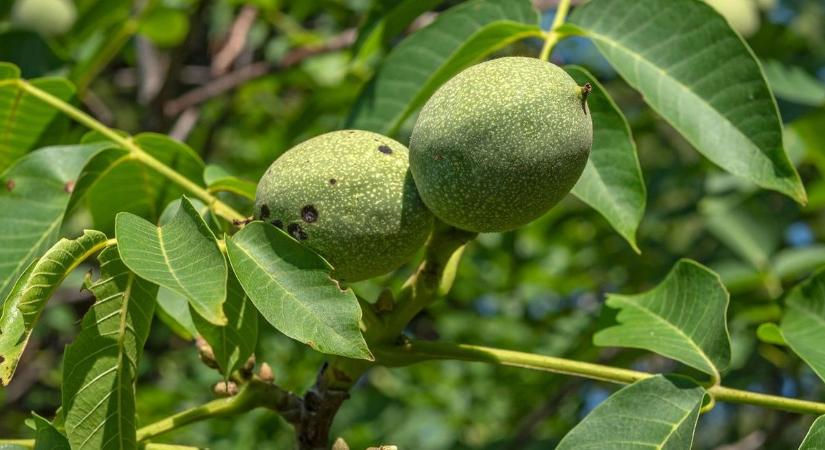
0, 230, 109, 385
0, 63, 75, 172
353, 0, 444, 64
763, 60, 825, 107
155, 287, 197, 341
85, 133, 204, 232
566, 66, 645, 252
226, 222, 371, 360
115, 196, 227, 325
192, 271, 258, 377
595, 259, 731, 382
800, 416, 825, 450
346, 0, 540, 136
0, 142, 118, 300
565, 0, 806, 203
701, 197, 779, 270
62, 246, 156, 450
203, 165, 256, 201
32, 412, 70, 450
781, 269, 825, 382
557, 375, 705, 450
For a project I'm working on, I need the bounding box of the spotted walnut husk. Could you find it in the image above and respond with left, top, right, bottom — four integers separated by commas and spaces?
410, 57, 593, 233
255, 130, 433, 282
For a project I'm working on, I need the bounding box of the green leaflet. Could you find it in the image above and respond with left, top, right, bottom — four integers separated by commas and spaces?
62, 247, 157, 450
557, 375, 705, 449
565, 0, 805, 203
0, 142, 120, 301
595, 259, 732, 383
0, 229, 109, 385
781, 268, 825, 383
566, 66, 646, 252
115, 197, 227, 325
226, 222, 372, 360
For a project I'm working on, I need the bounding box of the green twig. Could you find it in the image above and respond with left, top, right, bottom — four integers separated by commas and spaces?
539, 0, 572, 61
376, 340, 825, 416
15, 80, 245, 223
137, 380, 300, 442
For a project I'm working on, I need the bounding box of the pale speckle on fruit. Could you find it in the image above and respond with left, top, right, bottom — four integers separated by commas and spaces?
256, 130, 433, 282
409, 57, 593, 232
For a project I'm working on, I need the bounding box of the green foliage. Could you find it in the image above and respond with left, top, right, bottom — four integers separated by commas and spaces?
347, 0, 540, 135
62, 247, 157, 450
226, 222, 371, 360
32, 413, 69, 450
0, 229, 108, 385
556, 375, 705, 449
781, 269, 825, 382
115, 197, 227, 325
566, 66, 645, 251
800, 416, 825, 450
564, 0, 806, 203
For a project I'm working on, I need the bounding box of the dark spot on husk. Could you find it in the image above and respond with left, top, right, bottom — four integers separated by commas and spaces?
259, 204, 270, 219
271, 219, 283, 229
328, 178, 337, 185
0, 355, 4, 364
301, 205, 318, 223
5, 179, 14, 191
378, 145, 393, 155
287, 222, 307, 241
433, 154, 444, 161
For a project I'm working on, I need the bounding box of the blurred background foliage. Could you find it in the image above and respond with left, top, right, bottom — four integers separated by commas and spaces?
2, 0, 825, 448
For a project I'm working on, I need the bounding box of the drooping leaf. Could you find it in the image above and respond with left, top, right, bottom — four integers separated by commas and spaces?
0, 230, 109, 385
0, 143, 118, 301
564, 0, 806, 203
556, 375, 705, 450
32, 412, 70, 450
62, 247, 156, 450
800, 416, 825, 450
115, 196, 227, 325
762, 60, 825, 107
0, 63, 75, 172
226, 222, 372, 360
346, 0, 540, 136
781, 269, 825, 382
203, 165, 256, 201
85, 133, 205, 232
155, 287, 197, 340
595, 259, 731, 382
566, 66, 645, 252
191, 271, 258, 377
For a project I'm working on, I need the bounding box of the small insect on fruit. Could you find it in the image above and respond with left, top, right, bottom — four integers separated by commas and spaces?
255, 130, 433, 283
410, 57, 593, 233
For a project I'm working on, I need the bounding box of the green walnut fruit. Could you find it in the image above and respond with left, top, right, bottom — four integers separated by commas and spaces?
409, 57, 593, 233
255, 130, 433, 283
12, 0, 77, 36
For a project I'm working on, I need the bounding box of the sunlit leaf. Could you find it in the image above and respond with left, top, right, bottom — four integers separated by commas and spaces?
566, 66, 645, 252
595, 259, 731, 382
347, 0, 540, 136
226, 222, 372, 360
0, 230, 109, 385
557, 375, 705, 450
115, 196, 227, 325
565, 0, 806, 203
63, 247, 157, 450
